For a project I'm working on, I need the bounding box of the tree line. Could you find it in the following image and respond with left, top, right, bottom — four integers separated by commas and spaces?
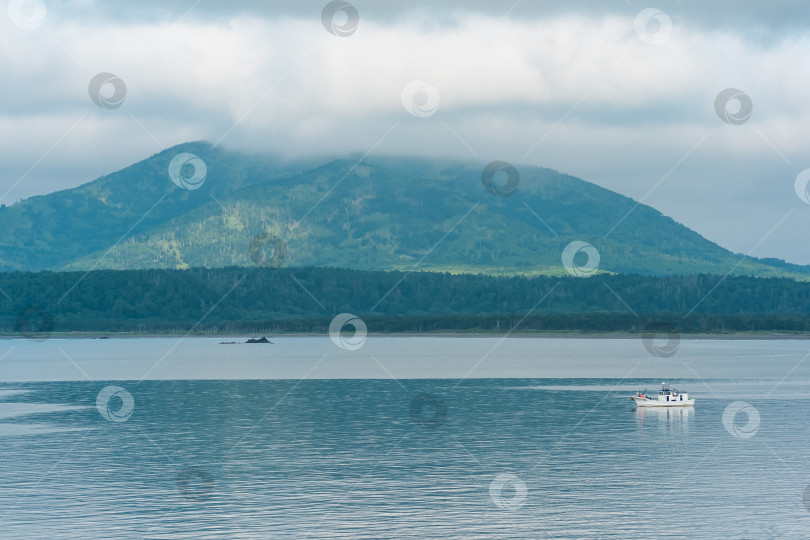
3, 267, 810, 334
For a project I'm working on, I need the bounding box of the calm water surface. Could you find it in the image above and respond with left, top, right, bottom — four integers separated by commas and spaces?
1, 337, 810, 538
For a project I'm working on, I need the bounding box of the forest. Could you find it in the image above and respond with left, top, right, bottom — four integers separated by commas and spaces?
4, 266, 810, 335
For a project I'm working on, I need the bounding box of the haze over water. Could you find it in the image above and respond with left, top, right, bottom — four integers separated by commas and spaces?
1, 337, 809, 538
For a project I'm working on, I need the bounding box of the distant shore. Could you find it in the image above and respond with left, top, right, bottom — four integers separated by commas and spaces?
2, 331, 810, 340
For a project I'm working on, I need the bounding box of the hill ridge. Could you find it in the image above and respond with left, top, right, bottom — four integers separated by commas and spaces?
1, 140, 807, 279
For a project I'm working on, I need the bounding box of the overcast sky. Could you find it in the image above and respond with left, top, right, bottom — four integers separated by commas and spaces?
3, 1, 810, 263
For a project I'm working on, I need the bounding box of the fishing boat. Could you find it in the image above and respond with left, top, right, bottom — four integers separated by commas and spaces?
630, 382, 694, 407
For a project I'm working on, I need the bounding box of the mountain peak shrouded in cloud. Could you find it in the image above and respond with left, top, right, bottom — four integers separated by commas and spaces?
1, 141, 808, 279
3, 1, 810, 263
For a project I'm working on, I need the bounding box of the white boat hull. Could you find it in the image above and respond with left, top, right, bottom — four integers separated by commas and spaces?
631, 396, 694, 407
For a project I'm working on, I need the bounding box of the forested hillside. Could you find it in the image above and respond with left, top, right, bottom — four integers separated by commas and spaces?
1, 142, 809, 278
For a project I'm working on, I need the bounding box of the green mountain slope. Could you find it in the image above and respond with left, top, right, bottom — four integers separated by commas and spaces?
1, 141, 807, 278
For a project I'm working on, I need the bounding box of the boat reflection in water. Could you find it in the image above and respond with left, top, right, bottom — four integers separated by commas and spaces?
633, 403, 693, 433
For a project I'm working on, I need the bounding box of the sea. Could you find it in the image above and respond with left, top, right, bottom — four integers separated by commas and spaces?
1, 336, 809, 539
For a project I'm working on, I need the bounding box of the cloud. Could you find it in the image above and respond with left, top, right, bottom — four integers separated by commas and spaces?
2, 2, 810, 262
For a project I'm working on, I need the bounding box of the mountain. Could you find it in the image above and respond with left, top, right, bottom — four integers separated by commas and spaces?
1, 141, 807, 278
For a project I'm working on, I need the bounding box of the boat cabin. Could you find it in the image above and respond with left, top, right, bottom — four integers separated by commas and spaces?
658, 382, 687, 402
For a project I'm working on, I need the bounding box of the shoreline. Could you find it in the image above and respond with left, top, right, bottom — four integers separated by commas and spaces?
2, 331, 810, 340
